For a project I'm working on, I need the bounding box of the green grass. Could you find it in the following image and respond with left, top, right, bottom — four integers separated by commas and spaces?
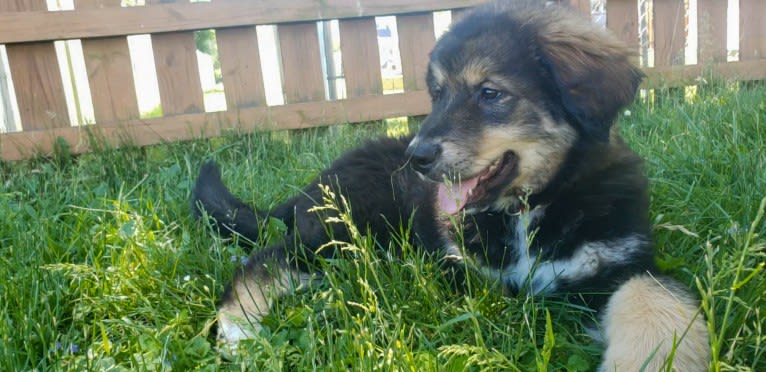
1, 83, 764, 371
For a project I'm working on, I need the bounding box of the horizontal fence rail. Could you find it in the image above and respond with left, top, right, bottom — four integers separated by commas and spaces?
1, 0, 764, 160
0, 0, 487, 44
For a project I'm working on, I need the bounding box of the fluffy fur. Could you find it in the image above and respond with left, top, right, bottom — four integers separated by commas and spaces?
600, 274, 710, 371
192, 1, 709, 369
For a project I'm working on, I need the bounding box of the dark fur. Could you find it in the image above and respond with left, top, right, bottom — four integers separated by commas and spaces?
193, 1, 708, 368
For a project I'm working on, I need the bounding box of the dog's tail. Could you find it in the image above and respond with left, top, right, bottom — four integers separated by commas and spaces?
192, 161, 263, 244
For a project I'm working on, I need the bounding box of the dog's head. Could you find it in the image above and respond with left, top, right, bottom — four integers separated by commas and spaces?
406, 2, 643, 214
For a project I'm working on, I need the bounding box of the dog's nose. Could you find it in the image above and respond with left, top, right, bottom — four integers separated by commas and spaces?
407, 142, 442, 174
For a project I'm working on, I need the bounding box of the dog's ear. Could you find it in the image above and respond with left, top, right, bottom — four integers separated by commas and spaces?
536, 12, 644, 142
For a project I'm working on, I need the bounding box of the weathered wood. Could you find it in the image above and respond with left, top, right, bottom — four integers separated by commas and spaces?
2, 0, 763, 161
740, 0, 766, 61
642, 60, 766, 87
1, 0, 70, 130
1, 91, 432, 160
4, 56, 764, 160
397, 12, 435, 92
606, 0, 639, 49
339, 17, 382, 98
0, 0, 489, 44
76, 0, 139, 124
450, 7, 471, 22
560, 0, 591, 18
697, 0, 727, 64
653, 0, 686, 67
147, 0, 204, 115
277, 22, 325, 103
216, 26, 267, 108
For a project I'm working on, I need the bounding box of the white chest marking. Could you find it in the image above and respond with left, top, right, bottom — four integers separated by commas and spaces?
482, 207, 647, 295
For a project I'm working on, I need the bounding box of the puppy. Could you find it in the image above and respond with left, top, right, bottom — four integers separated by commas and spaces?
193, 1, 709, 370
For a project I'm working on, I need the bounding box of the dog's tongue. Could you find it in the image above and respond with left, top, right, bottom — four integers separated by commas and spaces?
437, 177, 479, 215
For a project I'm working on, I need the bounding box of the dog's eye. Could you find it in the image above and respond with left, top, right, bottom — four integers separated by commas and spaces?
480, 88, 502, 101
431, 87, 443, 101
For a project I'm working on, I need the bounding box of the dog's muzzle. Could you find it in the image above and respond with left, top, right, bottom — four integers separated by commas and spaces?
406, 140, 442, 175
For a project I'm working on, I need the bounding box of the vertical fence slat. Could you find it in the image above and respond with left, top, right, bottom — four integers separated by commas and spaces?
740, 0, 766, 61
339, 18, 382, 98
397, 13, 435, 92
1, 0, 69, 130
217, 26, 267, 108
606, 0, 639, 49
76, 0, 139, 124
147, 0, 204, 115
653, 0, 686, 67
560, 0, 592, 18
451, 8, 470, 23
697, 0, 727, 63
278, 22, 325, 103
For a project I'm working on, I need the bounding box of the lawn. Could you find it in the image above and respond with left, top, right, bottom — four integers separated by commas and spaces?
1, 82, 764, 371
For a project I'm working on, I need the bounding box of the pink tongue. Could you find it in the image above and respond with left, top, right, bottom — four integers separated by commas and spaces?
437, 177, 479, 215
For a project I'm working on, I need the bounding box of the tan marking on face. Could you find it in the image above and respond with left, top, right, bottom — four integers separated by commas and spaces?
430, 62, 447, 86
431, 100, 577, 197
459, 58, 521, 91
478, 112, 577, 195
461, 57, 493, 87
437, 141, 477, 178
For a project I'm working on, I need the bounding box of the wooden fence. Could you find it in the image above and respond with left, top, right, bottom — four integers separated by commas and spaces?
0, 0, 764, 161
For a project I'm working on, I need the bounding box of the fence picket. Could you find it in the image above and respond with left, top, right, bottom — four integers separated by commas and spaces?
76, 0, 139, 124
561, 0, 592, 17
1, 0, 70, 130
147, 0, 204, 115
697, 0, 727, 64
217, 27, 267, 108
653, 0, 686, 67
740, 0, 766, 61
606, 0, 639, 49
339, 18, 383, 98
396, 13, 435, 92
278, 22, 325, 103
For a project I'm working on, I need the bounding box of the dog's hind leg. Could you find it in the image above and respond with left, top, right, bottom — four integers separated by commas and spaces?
215, 238, 316, 350
192, 162, 319, 349
598, 274, 710, 371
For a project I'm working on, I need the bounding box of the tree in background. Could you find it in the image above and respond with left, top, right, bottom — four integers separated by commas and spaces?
194, 29, 222, 83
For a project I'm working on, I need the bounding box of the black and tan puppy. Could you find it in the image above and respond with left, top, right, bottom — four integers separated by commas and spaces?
193, 1, 709, 370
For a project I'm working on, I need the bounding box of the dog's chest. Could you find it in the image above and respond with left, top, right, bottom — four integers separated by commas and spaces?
491, 206, 563, 294
475, 206, 584, 294
474, 206, 649, 296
